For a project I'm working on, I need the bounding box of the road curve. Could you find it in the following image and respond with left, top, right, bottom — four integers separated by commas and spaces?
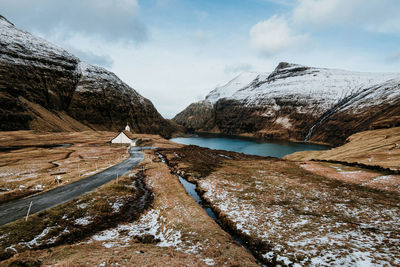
0, 147, 154, 226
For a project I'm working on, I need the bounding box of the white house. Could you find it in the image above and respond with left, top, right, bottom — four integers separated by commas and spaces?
111, 124, 136, 146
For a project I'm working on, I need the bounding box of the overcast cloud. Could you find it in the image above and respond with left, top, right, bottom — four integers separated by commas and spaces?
293, 0, 400, 34
1, 0, 147, 43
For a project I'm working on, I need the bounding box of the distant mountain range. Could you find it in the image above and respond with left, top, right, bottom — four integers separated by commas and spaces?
174, 62, 400, 145
0, 15, 181, 137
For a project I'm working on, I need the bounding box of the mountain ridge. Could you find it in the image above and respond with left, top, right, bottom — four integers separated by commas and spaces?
0, 15, 181, 137
173, 62, 400, 145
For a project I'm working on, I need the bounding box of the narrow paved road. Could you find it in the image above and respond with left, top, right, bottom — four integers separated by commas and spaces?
0, 147, 154, 226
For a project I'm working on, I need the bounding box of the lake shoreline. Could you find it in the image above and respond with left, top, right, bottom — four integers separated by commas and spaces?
172, 131, 334, 147
170, 134, 330, 158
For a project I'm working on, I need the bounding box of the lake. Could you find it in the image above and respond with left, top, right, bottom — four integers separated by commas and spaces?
170, 135, 329, 158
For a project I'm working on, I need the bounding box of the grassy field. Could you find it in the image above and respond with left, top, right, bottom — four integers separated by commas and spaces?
0, 169, 152, 261
1, 133, 256, 266
0, 131, 131, 203
159, 145, 400, 266
2, 130, 399, 266
285, 127, 400, 171
298, 161, 400, 194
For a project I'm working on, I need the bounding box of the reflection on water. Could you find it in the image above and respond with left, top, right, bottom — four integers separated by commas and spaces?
171, 135, 329, 158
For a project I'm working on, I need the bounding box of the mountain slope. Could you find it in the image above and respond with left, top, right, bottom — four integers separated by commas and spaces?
0, 15, 180, 137
174, 62, 400, 145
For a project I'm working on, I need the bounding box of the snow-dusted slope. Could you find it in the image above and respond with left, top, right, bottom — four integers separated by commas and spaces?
0, 15, 180, 137
339, 77, 400, 113
205, 72, 265, 104
174, 62, 400, 145
0, 15, 78, 69
211, 63, 398, 114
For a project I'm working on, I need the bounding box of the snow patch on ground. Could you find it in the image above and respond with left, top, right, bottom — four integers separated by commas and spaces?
199, 171, 400, 266
32, 184, 44, 191
203, 258, 215, 266
74, 216, 92, 226
19, 227, 56, 248
77, 203, 88, 209
90, 209, 187, 251
111, 200, 124, 213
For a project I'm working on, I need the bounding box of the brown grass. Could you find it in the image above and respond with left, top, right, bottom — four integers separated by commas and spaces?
0, 137, 257, 266
135, 153, 257, 266
285, 126, 400, 171
0, 170, 150, 261
0, 131, 130, 203
159, 145, 400, 266
299, 161, 400, 193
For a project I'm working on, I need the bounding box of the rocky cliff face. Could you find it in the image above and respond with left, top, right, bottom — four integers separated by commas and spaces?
0, 15, 180, 137
174, 62, 400, 145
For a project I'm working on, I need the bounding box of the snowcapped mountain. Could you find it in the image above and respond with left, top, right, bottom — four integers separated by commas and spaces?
0, 15, 180, 137
205, 72, 265, 104
174, 62, 400, 145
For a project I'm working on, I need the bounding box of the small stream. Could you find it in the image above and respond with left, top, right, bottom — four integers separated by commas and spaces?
178, 176, 217, 220
177, 176, 264, 264
157, 152, 264, 264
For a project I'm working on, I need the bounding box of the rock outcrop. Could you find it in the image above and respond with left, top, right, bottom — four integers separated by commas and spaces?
0, 15, 180, 137
174, 62, 400, 145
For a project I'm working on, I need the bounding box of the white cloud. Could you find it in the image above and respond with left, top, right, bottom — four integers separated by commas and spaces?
293, 0, 354, 26
293, 0, 400, 34
250, 15, 308, 56
1, 0, 146, 43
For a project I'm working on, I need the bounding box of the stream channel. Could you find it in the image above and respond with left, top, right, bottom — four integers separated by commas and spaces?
166, 136, 330, 264
177, 175, 265, 264
157, 152, 261, 262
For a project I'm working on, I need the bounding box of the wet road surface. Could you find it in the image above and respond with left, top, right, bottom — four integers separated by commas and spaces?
0, 147, 154, 226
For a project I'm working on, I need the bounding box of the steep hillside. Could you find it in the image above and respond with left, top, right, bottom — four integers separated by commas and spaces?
174, 62, 400, 145
0, 15, 180, 137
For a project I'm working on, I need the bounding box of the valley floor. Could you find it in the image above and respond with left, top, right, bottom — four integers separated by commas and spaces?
0, 131, 129, 204
1, 129, 399, 266
158, 145, 400, 266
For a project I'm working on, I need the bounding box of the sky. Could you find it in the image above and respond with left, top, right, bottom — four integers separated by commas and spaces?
2, 0, 400, 118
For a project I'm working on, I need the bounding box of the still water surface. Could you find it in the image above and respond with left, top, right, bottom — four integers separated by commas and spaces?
170, 135, 329, 158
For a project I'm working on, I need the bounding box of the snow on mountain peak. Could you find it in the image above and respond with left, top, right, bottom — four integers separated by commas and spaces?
274, 62, 305, 71
205, 72, 265, 104
0, 15, 78, 69
0, 15, 14, 26
205, 63, 399, 113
